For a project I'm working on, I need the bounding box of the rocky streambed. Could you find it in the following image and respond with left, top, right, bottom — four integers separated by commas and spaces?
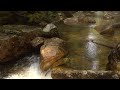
0, 11, 120, 79
0, 24, 68, 79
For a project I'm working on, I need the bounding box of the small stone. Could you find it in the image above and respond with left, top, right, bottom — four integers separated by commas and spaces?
31, 37, 44, 47
43, 23, 57, 32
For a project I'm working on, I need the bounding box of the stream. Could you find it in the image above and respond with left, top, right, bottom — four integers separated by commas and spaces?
0, 11, 120, 79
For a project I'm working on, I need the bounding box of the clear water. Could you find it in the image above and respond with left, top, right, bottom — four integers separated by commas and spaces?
58, 11, 120, 70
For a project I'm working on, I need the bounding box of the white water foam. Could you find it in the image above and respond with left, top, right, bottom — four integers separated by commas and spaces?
4, 55, 52, 79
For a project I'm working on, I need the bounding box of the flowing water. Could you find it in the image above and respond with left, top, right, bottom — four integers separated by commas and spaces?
1, 11, 120, 79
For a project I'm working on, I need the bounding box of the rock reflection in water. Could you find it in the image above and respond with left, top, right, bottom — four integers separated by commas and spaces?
0, 54, 52, 79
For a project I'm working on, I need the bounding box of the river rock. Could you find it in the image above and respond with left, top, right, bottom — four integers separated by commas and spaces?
42, 23, 60, 38
62, 11, 73, 18
0, 25, 59, 62
64, 15, 95, 25
51, 66, 120, 79
78, 16, 96, 24
40, 37, 68, 71
64, 12, 85, 25
30, 37, 45, 47
64, 17, 79, 25
95, 22, 120, 36
112, 23, 120, 28
94, 22, 114, 35
103, 11, 114, 20
43, 23, 57, 32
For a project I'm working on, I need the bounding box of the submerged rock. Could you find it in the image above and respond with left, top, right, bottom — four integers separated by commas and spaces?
0, 25, 59, 62
94, 22, 114, 35
40, 37, 68, 71
95, 22, 120, 36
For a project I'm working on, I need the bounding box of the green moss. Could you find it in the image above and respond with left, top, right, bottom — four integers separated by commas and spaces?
26, 11, 58, 24
0, 11, 58, 25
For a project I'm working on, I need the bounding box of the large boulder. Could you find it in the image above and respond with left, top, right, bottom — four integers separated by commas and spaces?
0, 25, 59, 62
40, 37, 68, 71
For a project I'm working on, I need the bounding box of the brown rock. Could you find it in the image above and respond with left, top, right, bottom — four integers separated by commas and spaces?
78, 16, 96, 24
51, 67, 120, 79
94, 22, 114, 35
0, 25, 59, 62
64, 17, 79, 25
30, 37, 45, 47
40, 38, 68, 71
64, 16, 95, 25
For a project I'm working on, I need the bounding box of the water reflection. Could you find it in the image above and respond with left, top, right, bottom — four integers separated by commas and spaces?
86, 41, 97, 60
91, 61, 99, 70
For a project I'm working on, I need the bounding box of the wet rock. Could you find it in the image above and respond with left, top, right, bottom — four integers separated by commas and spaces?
100, 27, 114, 35
112, 23, 120, 28
39, 21, 48, 28
73, 11, 96, 23
106, 43, 120, 71
57, 13, 65, 21
84, 11, 96, 16
43, 23, 57, 32
42, 23, 60, 38
0, 25, 59, 62
78, 16, 96, 24
106, 62, 120, 72
30, 37, 45, 47
94, 22, 114, 35
64, 13, 96, 25
64, 17, 79, 25
51, 67, 120, 79
40, 37, 68, 71
103, 11, 114, 20
95, 22, 120, 36
62, 11, 73, 18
